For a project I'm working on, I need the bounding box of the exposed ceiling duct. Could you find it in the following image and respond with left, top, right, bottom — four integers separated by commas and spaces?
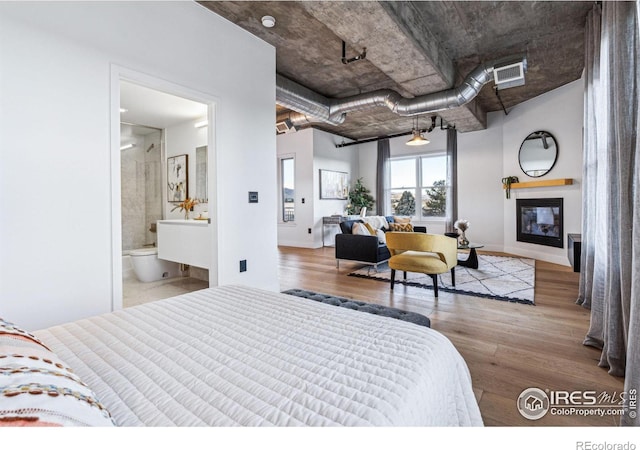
276, 55, 527, 133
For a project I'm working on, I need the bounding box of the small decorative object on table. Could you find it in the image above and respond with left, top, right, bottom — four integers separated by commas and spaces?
454, 219, 470, 247
172, 198, 199, 220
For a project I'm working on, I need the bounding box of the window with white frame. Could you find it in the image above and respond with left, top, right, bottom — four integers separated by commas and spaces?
389, 153, 450, 220
280, 156, 295, 222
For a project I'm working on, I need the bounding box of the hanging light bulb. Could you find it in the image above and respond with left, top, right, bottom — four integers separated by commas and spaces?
406, 116, 430, 146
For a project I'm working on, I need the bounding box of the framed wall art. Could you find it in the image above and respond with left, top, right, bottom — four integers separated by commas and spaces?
167, 154, 188, 202
319, 169, 349, 200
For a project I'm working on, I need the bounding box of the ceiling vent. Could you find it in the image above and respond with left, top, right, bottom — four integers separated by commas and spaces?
493, 61, 526, 90
276, 119, 296, 134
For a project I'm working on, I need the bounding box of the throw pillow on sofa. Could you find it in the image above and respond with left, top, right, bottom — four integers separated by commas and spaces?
389, 222, 414, 232
393, 216, 412, 224
362, 216, 389, 230
352, 222, 371, 235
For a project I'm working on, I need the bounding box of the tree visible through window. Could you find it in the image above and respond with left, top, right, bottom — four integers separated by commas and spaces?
389, 154, 449, 220
422, 179, 447, 216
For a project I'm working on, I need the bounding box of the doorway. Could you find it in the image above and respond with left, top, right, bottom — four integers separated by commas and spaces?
115, 75, 213, 309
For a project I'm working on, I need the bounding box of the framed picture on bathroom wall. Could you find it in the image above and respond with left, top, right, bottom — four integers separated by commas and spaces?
167, 154, 188, 202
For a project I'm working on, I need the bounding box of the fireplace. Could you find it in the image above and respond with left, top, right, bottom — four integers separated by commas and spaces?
516, 198, 564, 248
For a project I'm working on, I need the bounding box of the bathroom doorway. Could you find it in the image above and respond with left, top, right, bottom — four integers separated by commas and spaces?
118, 79, 211, 308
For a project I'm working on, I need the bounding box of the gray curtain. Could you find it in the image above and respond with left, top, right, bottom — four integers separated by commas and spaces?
577, 1, 639, 427
376, 138, 391, 216
445, 128, 458, 231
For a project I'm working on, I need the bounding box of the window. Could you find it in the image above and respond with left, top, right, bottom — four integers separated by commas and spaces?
389, 153, 450, 220
280, 157, 295, 222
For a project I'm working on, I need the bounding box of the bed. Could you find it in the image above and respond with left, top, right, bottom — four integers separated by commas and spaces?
2, 285, 483, 426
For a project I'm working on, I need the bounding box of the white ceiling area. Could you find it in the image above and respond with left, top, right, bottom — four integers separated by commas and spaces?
120, 80, 207, 130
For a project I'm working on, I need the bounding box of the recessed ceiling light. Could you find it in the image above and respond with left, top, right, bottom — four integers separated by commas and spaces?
120, 108, 128, 113
261, 15, 276, 28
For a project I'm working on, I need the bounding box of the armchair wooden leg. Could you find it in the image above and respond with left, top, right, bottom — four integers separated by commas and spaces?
430, 274, 439, 297
451, 267, 455, 287
390, 269, 396, 290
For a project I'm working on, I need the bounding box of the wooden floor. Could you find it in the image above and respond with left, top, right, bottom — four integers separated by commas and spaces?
278, 246, 625, 426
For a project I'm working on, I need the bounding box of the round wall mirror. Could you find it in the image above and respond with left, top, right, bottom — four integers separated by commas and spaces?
518, 131, 558, 178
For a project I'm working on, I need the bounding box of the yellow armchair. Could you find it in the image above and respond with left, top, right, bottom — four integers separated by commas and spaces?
385, 232, 458, 298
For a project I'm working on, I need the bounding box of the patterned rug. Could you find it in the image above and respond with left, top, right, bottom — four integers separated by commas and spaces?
349, 254, 535, 305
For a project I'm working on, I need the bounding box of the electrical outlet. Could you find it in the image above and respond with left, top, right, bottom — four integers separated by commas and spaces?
308, 228, 312, 234
239, 260, 247, 272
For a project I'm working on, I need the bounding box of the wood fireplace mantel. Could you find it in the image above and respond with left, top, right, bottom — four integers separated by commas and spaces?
503, 178, 573, 190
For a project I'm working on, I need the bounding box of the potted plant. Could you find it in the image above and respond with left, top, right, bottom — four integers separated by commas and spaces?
345, 178, 375, 215
501, 176, 519, 199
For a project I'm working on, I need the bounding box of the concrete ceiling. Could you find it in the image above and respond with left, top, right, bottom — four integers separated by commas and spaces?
199, 1, 593, 140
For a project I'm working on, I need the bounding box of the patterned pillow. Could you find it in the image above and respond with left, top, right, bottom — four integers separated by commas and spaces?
393, 216, 412, 224
389, 222, 414, 232
0, 317, 115, 427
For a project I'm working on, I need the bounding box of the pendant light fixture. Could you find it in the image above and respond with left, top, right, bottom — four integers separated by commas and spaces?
406, 116, 430, 146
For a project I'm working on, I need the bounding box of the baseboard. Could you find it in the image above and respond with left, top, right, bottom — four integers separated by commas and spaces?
277, 240, 322, 249
503, 246, 571, 266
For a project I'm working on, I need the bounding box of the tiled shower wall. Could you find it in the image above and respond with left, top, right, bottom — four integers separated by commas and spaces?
121, 129, 162, 252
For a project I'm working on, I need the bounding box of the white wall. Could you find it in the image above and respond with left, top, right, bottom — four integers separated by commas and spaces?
501, 80, 583, 265
0, 2, 277, 330
457, 113, 506, 252
164, 118, 208, 219
276, 128, 358, 248
313, 130, 359, 247
358, 78, 584, 265
276, 129, 315, 247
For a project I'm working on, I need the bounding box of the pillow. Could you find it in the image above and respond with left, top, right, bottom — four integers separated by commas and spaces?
393, 216, 412, 224
351, 222, 371, 236
0, 317, 115, 427
0, 317, 50, 350
389, 222, 414, 232
362, 216, 389, 230
376, 229, 387, 245
363, 222, 376, 235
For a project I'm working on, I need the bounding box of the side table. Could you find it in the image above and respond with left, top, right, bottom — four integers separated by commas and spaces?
322, 216, 347, 247
457, 243, 484, 269
568, 233, 581, 272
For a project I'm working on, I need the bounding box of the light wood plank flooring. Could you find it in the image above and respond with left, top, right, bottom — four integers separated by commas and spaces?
278, 245, 625, 426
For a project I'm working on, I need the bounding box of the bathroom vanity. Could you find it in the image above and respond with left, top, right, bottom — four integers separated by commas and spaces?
157, 219, 210, 269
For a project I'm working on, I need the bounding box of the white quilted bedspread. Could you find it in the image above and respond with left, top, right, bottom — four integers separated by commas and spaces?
35, 285, 483, 426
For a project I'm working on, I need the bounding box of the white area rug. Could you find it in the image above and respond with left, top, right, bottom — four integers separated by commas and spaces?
349, 254, 535, 305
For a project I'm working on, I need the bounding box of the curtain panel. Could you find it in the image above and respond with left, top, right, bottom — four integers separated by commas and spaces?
376, 138, 391, 216
445, 128, 458, 232
578, 1, 639, 427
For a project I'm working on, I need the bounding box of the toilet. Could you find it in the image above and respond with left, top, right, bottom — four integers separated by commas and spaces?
130, 247, 180, 282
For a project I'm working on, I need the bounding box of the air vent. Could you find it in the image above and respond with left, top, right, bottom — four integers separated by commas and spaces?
493, 62, 525, 90
276, 119, 295, 134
